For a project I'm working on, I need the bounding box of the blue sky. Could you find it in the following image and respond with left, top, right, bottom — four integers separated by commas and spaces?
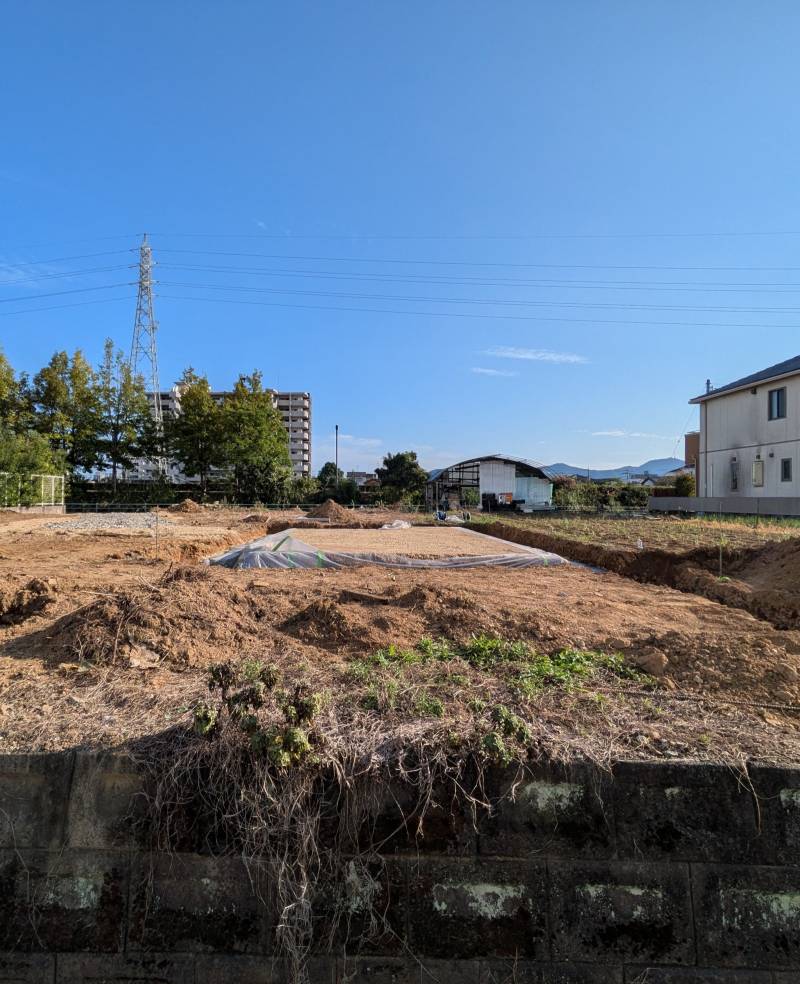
3, 2, 800, 471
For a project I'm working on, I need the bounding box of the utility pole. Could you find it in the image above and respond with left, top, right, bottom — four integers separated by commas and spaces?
335, 424, 339, 489
130, 233, 166, 476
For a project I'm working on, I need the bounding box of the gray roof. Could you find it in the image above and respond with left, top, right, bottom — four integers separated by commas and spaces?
427, 453, 554, 483
690, 354, 800, 403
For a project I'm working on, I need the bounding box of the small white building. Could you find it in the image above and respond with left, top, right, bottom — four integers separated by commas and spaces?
690, 355, 800, 497
426, 454, 554, 512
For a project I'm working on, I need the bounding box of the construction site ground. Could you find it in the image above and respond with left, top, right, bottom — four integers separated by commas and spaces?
471, 513, 800, 630
1, 507, 799, 764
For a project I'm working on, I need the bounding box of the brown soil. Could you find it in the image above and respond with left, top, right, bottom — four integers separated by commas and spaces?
0, 578, 58, 625
475, 521, 800, 631
306, 499, 360, 522
1, 510, 799, 758
169, 498, 206, 513
10, 561, 799, 708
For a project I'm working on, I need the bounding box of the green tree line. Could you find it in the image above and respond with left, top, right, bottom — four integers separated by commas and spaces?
0, 346, 296, 500
1, 345, 431, 504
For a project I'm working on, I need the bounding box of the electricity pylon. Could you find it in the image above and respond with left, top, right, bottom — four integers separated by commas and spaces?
130, 233, 166, 476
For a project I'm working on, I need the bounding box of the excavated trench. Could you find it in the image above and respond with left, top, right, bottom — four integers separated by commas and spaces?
471, 520, 800, 630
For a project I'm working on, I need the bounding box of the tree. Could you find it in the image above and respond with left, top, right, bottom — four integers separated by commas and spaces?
0, 430, 64, 475
31, 349, 102, 473
168, 369, 224, 493
0, 350, 20, 431
286, 475, 320, 504
220, 371, 292, 502
96, 339, 154, 493
675, 473, 696, 497
317, 461, 344, 489
375, 451, 429, 502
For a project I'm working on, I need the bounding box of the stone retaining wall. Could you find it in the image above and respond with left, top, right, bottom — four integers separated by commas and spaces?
0, 753, 798, 982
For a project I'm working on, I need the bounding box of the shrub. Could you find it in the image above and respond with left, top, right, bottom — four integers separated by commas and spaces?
674, 473, 696, 497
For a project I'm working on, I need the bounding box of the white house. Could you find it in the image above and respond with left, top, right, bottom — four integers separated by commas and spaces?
690, 355, 800, 498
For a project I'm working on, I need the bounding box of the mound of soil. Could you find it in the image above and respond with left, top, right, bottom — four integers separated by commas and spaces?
170, 499, 206, 514
306, 499, 356, 523
47, 566, 266, 668
241, 512, 271, 524
281, 598, 356, 643
0, 578, 58, 625
35, 559, 800, 706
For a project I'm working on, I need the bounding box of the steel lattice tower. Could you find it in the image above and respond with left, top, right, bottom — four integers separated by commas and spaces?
130, 233, 166, 475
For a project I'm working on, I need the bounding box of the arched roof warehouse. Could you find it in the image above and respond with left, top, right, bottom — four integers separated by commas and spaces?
426, 453, 555, 511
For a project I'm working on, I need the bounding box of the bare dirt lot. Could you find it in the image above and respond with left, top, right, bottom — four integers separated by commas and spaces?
0, 510, 798, 763
474, 514, 800, 629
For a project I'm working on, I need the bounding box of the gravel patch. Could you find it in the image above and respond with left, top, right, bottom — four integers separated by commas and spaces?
45, 513, 174, 532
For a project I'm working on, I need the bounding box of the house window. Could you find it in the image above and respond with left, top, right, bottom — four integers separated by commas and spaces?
782, 458, 793, 482
730, 460, 738, 491
752, 459, 765, 487
768, 387, 787, 420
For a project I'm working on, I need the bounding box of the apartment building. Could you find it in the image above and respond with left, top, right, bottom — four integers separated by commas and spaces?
125, 385, 312, 482
272, 391, 312, 478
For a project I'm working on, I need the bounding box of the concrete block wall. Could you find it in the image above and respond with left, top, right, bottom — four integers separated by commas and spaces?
649, 495, 800, 517
0, 752, 798, 981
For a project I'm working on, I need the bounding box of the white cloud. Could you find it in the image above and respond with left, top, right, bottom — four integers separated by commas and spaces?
484, 346, 588, 364
471, 367, 519, 377
337, 434, 383, 448
591, 429, 677, 440
0, 257, 79, 288
314, 433, 385, 472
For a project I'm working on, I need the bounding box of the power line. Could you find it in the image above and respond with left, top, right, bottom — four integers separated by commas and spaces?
149, 229, 800, 241
0, 295, 137, 318
156, 291, 800, 330
156, 279, 800, 315
0, 282, 134, 304
154, 247, 800, 273
0, 249, 134, 268
0, 264, 133, 286
0, 235, 137, 250
157, 262, 800, 294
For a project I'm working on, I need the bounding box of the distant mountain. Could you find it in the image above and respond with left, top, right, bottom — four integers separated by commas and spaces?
546, 457, 684, 480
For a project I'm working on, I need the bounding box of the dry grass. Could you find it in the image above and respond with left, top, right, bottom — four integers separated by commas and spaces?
472, 513, 800, 554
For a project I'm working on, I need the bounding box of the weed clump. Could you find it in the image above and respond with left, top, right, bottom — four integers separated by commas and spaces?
347, 635, 649, 727
194, 660, 324, 770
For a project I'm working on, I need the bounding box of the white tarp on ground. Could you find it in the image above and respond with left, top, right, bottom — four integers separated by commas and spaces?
207, 529, 569, 571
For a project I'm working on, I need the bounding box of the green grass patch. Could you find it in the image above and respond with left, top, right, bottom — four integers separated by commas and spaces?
348, 636, 649, 723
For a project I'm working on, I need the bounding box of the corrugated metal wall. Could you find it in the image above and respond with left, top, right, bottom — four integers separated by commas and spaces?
514, 476, 551, 504
479, 461, 516, 498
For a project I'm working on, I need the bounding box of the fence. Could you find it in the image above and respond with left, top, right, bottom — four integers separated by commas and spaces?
0, 473, 65, 510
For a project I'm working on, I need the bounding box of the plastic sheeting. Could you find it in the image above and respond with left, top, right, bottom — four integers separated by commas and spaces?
207, 529, 569, 571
